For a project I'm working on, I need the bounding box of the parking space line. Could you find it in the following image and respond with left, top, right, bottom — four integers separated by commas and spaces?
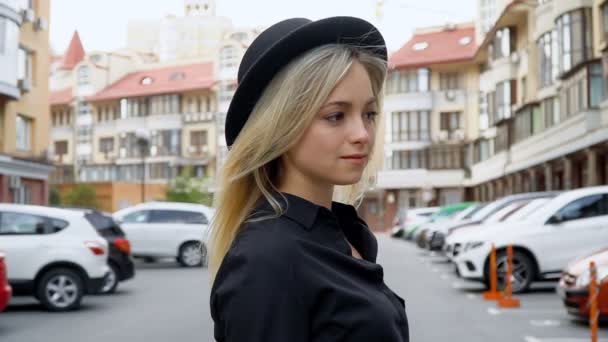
487, 308, 565, 316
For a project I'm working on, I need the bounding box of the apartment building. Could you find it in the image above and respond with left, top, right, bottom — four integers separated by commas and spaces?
467, 0, 608, 201
362, 23, 479, 230
0, 0, 52, 204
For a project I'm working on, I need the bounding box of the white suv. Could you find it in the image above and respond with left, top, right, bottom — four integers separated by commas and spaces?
451, 186, 608, 293
0, 204, 109, 311
113, 202, 214, 267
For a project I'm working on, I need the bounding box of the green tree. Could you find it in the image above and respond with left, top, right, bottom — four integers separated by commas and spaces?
63, 184, 100, 209
49, 186, 62, 206
165, 167, 214, 206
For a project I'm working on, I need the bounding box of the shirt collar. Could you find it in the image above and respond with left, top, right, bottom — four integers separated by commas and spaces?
253, 191, 360, 231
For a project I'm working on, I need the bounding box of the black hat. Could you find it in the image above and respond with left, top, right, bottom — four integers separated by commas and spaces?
224, 16, 387, 148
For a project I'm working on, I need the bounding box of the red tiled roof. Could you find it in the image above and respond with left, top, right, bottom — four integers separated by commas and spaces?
389, 25, 477, 69
49, 88, 73, 106
60, 31, 85, 70
88, 62, 215, 102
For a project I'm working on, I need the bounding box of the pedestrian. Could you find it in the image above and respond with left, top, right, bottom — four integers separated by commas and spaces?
209, 16, 409, 342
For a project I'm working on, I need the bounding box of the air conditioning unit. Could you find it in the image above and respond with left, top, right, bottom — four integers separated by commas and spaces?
438, 130, 448, 141
445, 90, 456, 101
18, 79, 31, 92
201, 145, 209, 153
9, 176, 21, 189
21, 8, 34, 22
33, 17, 48, 32
188, 146, 197, 153
454, 129, 465, 140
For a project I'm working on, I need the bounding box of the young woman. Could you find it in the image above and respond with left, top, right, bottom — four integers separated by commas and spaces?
209, 16, 409, 342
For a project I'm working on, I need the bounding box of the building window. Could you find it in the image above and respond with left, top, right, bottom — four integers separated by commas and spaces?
389, 149, 428, 170
16, 115, 31, 151
220, 45, 239, 69
18, 47, 33, 83
77, 66, 90, 86
490, 80, 516, 124
150, 129, 181, 156
474, 138, 495, 162
439, 112, 463, 139
429, 145, 463, 169
219, 82, 237, 103
99, 137, 114, 154
391, 111, 430, 142
189, 130, 207, 153
560, 62, 605, 117
556, 8, 593, 75
439, 73, 461, 90
541, 96, 560, 128
54, 140, 68, 156
491, 27, 515, 61
386, 68, 430, 94
538, 30, 560, 88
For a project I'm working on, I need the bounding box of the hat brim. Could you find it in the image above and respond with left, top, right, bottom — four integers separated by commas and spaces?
225, 16, 387, 148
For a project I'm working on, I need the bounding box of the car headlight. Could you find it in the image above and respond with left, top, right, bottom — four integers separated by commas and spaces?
575, 266, 608, 287
463, 241, 484, 252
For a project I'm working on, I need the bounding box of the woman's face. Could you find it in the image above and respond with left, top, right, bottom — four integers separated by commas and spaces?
282, 60, 378, 187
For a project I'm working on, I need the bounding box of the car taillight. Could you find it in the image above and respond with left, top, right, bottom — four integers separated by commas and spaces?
85, 241, 106, 256
114, 238, 131, 255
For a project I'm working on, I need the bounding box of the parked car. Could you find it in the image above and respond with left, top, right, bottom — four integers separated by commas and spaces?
558, 247, 608, 320
422, 203, 484, 250
65, 208, 135, 294
441, 193, 559, 255
391, 207, 438, 238
445, 197, 553, 261
0, 252, 11, 312
114, 202, 214, 267
0, 204, 109, 311
451, 186, 608, 293
412, 202, 477, 248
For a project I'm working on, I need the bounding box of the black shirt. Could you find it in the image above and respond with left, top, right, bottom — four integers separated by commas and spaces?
210, 192, 409, 342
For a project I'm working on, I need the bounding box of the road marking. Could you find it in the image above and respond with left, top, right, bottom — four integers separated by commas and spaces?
487, 307, 501, 315
431, 268, 439, 272
529, 319, 561, 327
466, 294, 477, 300
451, 282, 462, 289
440, 274, 449, 280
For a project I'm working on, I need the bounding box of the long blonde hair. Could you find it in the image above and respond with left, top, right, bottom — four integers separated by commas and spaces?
209, 44, 387, 280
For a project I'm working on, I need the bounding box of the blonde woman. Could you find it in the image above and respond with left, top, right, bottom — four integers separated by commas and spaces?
209, 17, 409, 342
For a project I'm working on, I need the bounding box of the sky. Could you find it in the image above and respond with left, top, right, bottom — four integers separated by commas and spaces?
50, 0, 477, 56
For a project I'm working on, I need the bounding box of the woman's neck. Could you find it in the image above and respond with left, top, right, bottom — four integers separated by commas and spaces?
277, 181, 334, 210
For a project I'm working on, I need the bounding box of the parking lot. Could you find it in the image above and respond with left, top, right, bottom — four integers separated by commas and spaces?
1, 235, 607, 342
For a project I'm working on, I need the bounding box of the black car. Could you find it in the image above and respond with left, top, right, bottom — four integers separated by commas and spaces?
65, 208, 135, 294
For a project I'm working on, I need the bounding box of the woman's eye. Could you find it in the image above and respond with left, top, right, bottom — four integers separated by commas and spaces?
366, 111, 378, 122
326, 113, 344, 122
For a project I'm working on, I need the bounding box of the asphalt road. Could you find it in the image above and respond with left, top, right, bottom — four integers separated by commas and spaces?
2, 235, 607, 342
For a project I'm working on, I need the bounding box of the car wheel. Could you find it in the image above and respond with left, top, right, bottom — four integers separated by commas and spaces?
36, 268, 84, 312
100, 263, 119, 295
178, 242, 203, 267
488, 250, 535, 294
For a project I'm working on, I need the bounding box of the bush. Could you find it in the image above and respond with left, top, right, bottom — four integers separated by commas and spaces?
165, 168, 213, 206
49, 186, 61, 206
63, 184, 99, 209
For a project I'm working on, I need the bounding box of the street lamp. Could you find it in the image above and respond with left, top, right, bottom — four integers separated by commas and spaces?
134, 129, 150, 203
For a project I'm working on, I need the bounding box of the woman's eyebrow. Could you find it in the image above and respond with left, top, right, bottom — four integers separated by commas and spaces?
322, 97, 377, 108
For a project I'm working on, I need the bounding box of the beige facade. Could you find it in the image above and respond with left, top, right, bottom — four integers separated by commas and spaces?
0, 0, 53, 205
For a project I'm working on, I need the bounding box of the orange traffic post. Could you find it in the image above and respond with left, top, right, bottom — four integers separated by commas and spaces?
498, 245, 520, 308
483, 244, 503, 301
590, 261, 598, 342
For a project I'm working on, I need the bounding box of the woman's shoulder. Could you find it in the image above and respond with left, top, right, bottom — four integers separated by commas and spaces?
221, 215, 301, 267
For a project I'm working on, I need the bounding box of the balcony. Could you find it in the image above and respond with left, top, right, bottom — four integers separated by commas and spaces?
384, 91, 433, 112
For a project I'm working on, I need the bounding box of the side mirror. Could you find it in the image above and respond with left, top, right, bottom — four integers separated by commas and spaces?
547, 213, 563, 225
